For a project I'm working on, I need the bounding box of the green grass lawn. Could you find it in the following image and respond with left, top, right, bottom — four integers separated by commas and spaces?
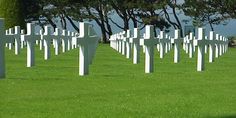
1, 44, 236, 118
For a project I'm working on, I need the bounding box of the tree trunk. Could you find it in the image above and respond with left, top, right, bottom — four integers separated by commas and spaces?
104, 14, 113, 37
171, 5, 183, 37
163, 7, 178, 29
131, 17, 138, 28
123, 15, 129, 30
97, 7, 108, 43
65, 14, 79, 32
59, 14, 67, 29
44, 15, 57, 31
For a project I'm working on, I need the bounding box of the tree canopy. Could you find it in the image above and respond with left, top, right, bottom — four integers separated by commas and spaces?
0, 0, 235, 42
0, 0, 25, 29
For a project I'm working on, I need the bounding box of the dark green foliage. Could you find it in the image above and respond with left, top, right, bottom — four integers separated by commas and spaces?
181, 0, 236, 30
227, 36, 236, 47
0, 0, 25, 29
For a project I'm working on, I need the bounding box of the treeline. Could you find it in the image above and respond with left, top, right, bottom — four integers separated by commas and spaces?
1, 0, 236, 43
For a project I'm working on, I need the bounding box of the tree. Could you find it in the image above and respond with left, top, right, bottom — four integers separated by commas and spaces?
181, 0, 233, 31
22, 0, 174, 41
162, 0, 183, 37
208, 0, 236, 19
83, 0, 113, 43
0, 0, 26, 29
109, 0, 170, 36
23, 0, 113, 43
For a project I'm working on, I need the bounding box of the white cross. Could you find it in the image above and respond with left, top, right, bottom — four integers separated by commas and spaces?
140, 25, 158, 73
171, 29, 182, 63
112, 34, 119, 52
208, 31, 216, 63
223, 37, 228, 54
188, 32, 194, 58
167, 35, 172, 52
62, 30, 69, 53
225, 37, 229, 53
39, 29, 44, 50
219, 35, 223, 56
222, 37, 226, 54
88, 26, 99, 65
118, 32, 123, 53
183, 36, 187, 52
159, 31, 170, 59
10, 26, 21, 55
184, 36, 189, 54
164, 34, 171, 53
0, 19, 20, 78
116, 34, 121, 51
223, 37, 227, 54
221, 36, 228, 55
193, 36, 196, 52
124, 29, 131, 59
42, 26, 56, 60
20, 29, 25, 49
0, 19, 14, 78
77, 22, 99, 76
23, 23, 40, 67
156, 43, 160, 52
67, 31, 72, 51
114, 34, 119, 51
54, 28, 62, 55
71, 32, 77, 49
224, 37, 229, 53
121, 31, 126, 56
5, 28, 15, 43
113, 34, 119, 51
109, 34, 117, 50
195, 28, 206, 71
205, 36, 208, 54
6, 28, 15, 50
117, 32, 123, 54
215, 34, 220, 58
130, 28, 141, 64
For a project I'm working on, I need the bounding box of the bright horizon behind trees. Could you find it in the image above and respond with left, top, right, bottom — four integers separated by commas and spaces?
89, 14, 236, 37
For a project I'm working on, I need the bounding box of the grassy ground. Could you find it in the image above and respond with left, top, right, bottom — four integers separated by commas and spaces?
0, 44, 236, 118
